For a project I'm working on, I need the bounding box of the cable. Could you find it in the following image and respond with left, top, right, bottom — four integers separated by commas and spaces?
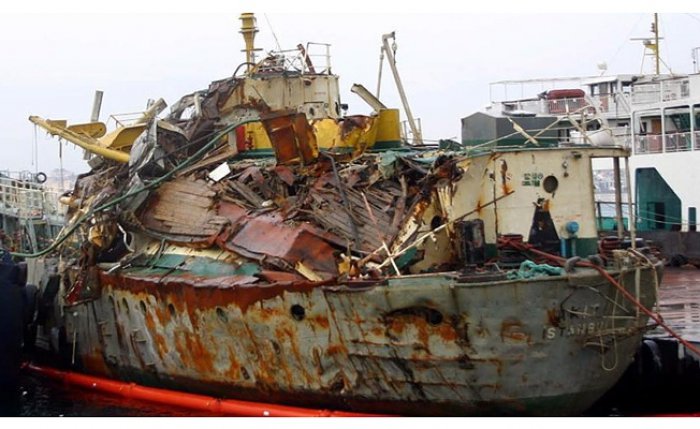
263, 14, 282, 52
685, 13, 700, 24
658, 15, 672, 74
606, 14, 645, 73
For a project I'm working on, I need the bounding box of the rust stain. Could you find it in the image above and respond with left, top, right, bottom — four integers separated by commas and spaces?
278, 325, 313, 386
307, 314, 330, 329
436, 323, 458, 342
82, 349, 111, 375
500, 318, 531, 343
327, 343, 348, 356
271, 326, 296, 387
500, 160, 511, 195
261, 110, 318, 165
416, 320, 430, 346
99, 270, 339, 315
385, 314, 431, 346
143, 309, 168, 360
340, 115, 372, 139
542, 198, 551, 212
225, 349, 242, 380
387, 318, 407, 335
174, 330, 215, 375
222, 212, 339, 279
475, 197, 484, 216
546, 308, 561, 327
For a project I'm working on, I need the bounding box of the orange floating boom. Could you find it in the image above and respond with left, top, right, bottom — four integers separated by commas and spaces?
25, 363, 386, 417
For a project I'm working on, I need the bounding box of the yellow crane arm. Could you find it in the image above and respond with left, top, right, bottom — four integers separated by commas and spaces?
28, 115, 130, 163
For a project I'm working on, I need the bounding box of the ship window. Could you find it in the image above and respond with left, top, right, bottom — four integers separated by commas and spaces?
543, 175, 559, 193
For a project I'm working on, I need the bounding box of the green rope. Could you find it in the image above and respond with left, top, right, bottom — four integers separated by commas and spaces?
506, 260, 565, 280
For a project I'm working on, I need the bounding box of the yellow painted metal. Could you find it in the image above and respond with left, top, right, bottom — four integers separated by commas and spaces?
313, 118, 379, 152
66, 122, 107, 138
375, 109, 401, 143
239, 123, 273, 150
29, 115, 130, 163
237, 116, 381, 153
99, 125, 147, 150
239, 13, 258, 70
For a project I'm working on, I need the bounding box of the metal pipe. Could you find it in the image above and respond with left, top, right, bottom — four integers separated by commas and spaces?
376, 47, 384, 99
91, 90, 104, 122
134, 98, 167, 125
654, 13, 660, 75
613, 157, 624, 240
625, 156, 637, 248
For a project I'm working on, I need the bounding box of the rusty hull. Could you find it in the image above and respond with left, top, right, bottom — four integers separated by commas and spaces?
60, 259, 659, 416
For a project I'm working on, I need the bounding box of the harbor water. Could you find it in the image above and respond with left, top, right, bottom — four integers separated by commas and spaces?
1, 373, 190, 417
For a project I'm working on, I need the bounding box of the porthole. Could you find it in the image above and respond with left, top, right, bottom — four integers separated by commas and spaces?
426, 309, 444, 326
543, 175, 559, 194
291, 304, 306, 321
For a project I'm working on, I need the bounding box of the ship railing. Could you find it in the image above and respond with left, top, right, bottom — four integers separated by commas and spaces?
498, 95, 629, 117
635, 132, 695, 154
635, 135, 664, 154
594, 200, 631, 232
0, 179, 66, 220
301, 42, 332, 75
259, 43, 333, 76
665, 132, 693, 153
108, 112, 148, 129
610, 126, 632, 148
499, 98, 592, 116
401, 118, 422, 142
631, 78, 691, 105
546, 97, 593, 115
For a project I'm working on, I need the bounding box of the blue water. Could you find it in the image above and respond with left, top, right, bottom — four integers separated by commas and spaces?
1, 373, 194, 417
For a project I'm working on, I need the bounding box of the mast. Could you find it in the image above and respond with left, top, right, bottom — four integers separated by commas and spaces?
239, 13, 260, 73
631, 13, 663, 75
653, 13, 660, 75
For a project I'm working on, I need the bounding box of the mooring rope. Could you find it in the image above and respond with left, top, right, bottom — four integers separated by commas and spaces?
501, 237, 700, 358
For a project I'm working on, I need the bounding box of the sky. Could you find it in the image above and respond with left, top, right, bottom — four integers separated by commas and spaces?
1, 2, 699, 176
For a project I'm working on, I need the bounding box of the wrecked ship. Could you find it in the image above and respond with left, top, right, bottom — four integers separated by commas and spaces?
22, 14, 662, 416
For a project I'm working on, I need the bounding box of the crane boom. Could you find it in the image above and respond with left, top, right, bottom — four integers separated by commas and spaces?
380, 32, 422, 145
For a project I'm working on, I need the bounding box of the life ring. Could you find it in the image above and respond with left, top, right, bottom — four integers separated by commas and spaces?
35, 172, 47, 184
